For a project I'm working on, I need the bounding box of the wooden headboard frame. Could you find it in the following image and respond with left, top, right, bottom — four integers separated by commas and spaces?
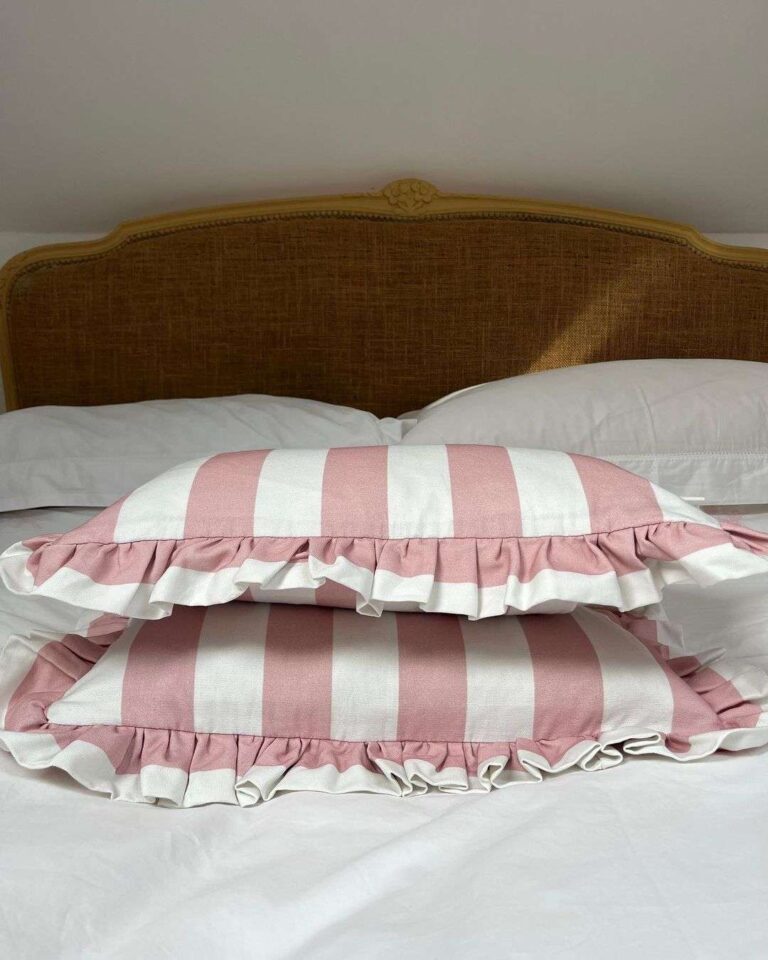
2, 177, 768, 416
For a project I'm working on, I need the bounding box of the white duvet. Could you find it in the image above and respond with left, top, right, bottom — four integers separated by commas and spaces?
1, 507, 767, 960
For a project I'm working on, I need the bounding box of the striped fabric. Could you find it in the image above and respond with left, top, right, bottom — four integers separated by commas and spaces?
2, 445, 767, 625
1, 603, 765, 807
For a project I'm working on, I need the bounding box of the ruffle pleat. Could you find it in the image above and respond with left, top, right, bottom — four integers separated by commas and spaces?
1, 521, 766, 622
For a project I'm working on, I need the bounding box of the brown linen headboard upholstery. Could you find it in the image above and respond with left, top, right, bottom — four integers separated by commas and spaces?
2, 178, 768, 416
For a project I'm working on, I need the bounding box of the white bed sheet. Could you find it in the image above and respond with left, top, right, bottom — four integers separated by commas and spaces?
1, 508, 767, 960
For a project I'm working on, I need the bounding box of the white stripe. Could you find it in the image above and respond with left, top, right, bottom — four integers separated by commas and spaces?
650, 482, 719, 525
387, 445, 454, 538
461, 616, 535, 740
507, 449, 592, 537
330, 609, 399, 741
253, 449, 328, 536
46, 620, 143, 726
192, 603, 269, 735
113, 457, 208, 542
572, 608, 675, 734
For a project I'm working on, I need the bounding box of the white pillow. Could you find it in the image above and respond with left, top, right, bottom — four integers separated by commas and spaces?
400, 359, 768, 506
0, 395, 404, 512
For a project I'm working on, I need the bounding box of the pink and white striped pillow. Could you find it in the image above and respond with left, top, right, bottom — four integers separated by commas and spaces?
1, 603, 765, 807
2, 445, 767, 625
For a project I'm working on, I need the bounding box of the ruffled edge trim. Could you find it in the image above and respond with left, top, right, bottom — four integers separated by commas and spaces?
2, 520, 767, 624
2, 721, 766, 808
1, 631, 766, 807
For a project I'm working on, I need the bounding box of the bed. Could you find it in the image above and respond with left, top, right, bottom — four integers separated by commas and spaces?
1, 180, 767, 959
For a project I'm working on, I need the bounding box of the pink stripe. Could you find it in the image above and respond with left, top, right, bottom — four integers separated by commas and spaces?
396, 612, 467, 741
321, 446, 389, 538
55, 495, 129, 546
521, 614, 604, 742
684, 667, 762, 729
662, 688, 721, 752
570, 454, 663, 531
719, 521, 768, 557
189, 732, 240, 773
4, 635, 124, 764
261, 605, 334, 738
185, 451, 270, 539
112, 729, 200, 775
632, 633, 722, 753
5, 638, 95, 732
86, 613, 129, 638
447, 445, 522, 538
121, 607, 206, 730
314, 580, 358, 609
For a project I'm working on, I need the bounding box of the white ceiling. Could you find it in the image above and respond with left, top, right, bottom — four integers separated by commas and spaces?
2, 0, 767, 233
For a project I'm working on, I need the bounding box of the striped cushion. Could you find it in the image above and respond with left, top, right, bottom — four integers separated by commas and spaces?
2, 445, 767, 626
1, 603, 765, 807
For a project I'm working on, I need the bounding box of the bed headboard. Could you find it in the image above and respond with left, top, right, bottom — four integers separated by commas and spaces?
2, 178, 767, 416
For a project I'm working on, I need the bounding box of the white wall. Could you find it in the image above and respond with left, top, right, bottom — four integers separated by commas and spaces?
0, 233, 101, 270
1, 0, 767, 233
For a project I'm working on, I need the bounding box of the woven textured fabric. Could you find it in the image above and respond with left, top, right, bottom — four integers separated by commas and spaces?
6, 215, 768, 416
1, 603, 765, 807
3, 445, 768, 624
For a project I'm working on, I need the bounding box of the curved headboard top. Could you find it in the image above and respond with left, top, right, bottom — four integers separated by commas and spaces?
2, 178, 768, 416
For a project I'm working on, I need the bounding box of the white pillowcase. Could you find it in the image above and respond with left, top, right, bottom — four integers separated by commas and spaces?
400, 359, 768, 506
0, 395, 404, 512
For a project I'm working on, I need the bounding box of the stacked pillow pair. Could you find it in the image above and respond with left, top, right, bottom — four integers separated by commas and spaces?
1, 444, 767, 806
